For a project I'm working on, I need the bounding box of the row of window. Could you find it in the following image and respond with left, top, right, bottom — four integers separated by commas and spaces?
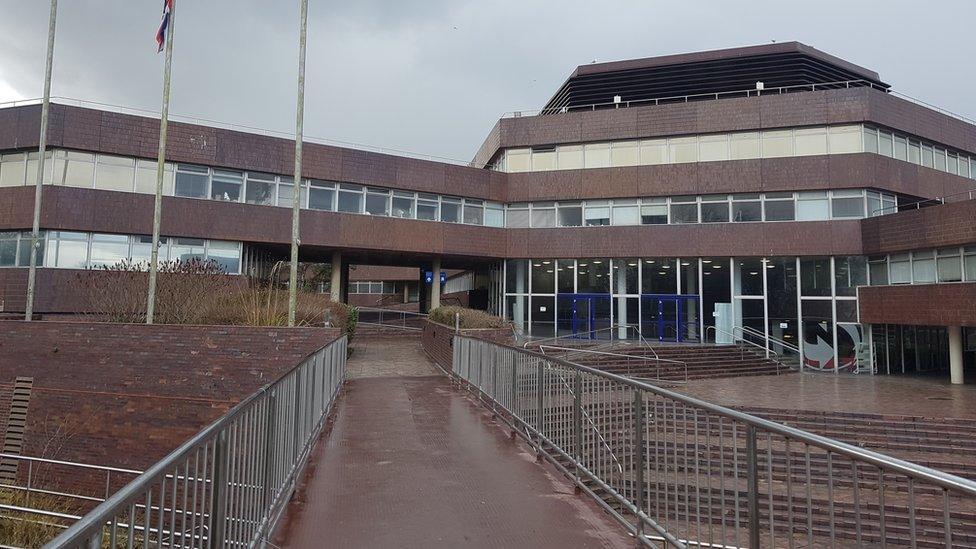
0, 231, 242, 274
349, 281, 398, 294
505, 189, 897, 228
494, 124, 976, 178
868, 247, 976, 285
0, 150, 506, 228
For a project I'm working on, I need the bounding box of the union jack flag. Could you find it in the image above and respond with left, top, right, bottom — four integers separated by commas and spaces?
155, 0, 174, 53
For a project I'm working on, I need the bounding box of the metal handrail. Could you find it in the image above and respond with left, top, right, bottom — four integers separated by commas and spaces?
44, 335, 348, 549
357, 306, 427, 332
452, 335, 976, 547
736, 324, 800, 355
523, 323, 661, 361
870, 187, 976, 216
545, 366, 624, 475
538, 345, 687, 384
704, 326, 789, 374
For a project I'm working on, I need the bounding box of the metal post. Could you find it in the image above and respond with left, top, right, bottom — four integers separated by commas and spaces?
574, 370, 582, 490
25, 0, 57, 321
147, 0, 177, 325
209, 430, 229, 548
287, 0, 309, 326
634, 390, 645, 541
536, 360, 544, 459
746, 425, 761, 548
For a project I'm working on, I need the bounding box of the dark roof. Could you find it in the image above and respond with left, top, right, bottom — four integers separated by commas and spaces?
542, 42, 889, 114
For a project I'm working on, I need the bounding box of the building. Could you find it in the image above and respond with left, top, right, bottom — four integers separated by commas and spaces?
0, 42, 974, 381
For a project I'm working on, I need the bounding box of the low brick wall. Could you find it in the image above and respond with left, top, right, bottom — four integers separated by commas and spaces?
421, 319, 512, 372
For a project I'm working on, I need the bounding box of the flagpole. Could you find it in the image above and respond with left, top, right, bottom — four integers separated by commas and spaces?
147, 0, 176, 325
25, 0, 58, 321
287, 0, 308, 327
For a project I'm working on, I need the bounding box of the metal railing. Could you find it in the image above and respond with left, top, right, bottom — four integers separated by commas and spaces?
356, 307, 427, 331
538, 345, 688, 385
870, 187, 976, 216
43, 335, 347, 549
452, 336, 976, 548
704, 326, 794, 374
523, 324, 660, 359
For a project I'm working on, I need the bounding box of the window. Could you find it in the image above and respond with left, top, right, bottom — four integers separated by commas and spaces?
610, 141, 639, 166
889, 253, 911, 284
700, 195, 729, 223
417, 193, 439, 221
89, 233, 129, 268
831, 189, 865, 218
337, 184, 363, 213
828, 125, 861, 154
734, 258, 764, 296
868, 256, 888, 285
530, 202, 556, 228
611, 199, 639, 225
277, 177, 307, 208
763, 192, 795, 221
130, 235, 163, 265
46, 231, 89, 269
908, 139, 921, 164
878, 130, 893, 157
556, 145, 583, 169
670, 196, 698, 224
391, 191, 415, 218
698, 134, 729, 161
921, 144, 934, 167
912, 250, 936, 283
462, 199, 484, 225
17, 232, 43, 267
584, 201, 610, 226
174, 164, 209, 198
893, 135, 908, 161
245, 173, 276, 206
135, 160, 174, 195
308, 180, 336, 211
834, 256, 867, 296
937, 248, 962, 282
640, 198, 668, 224
485, 202, 504, 227
557, 202, 582, 227
960, 156, 971, 178
583, 143, 610, 168
947, 153, 959, 175
170, 238, 206, 264
95, 155, 135, 191
730, 132, 760, 160
506, 204, 529, 228
208, 241, 241, 274
364, 187, 390, 216
669, 137, 698, 163
506, 149, 531, 173
761, 130, 793, 158
0, 233, 17, 267
211, 169, 243, 202
440, 197, 461, 223
63, 151, 95, 187
796, 191, 829, 221
866, 191, 882, 218
965, 246, 976, 282
731, 194, 761, 222
862, 127, 879, 154
794, 127, 827, 156
934, 147, 947, 171
800, 257, 831, 297
639, 139, 667, 165
531, 147, 556, 171
0, 153, 25, 187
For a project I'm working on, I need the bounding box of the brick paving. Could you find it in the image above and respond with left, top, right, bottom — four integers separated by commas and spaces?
344, 335, 440, 378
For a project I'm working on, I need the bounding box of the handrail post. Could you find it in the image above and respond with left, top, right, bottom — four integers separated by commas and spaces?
746, 425, 761, 548
633, 389, 645, 541
574, 369, 583, 492
261, 389, 277, 511
536, 359, 545, 459
209, 429, 230, 549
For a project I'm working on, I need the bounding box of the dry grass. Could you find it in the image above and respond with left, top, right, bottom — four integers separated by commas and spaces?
429, 306, 508, 329
0, 489, 82, 548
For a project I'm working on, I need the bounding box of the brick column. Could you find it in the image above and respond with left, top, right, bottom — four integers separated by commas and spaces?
330, 251, 342, 302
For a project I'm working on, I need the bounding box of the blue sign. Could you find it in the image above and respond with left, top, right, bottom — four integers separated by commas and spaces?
424, 271, 447, 284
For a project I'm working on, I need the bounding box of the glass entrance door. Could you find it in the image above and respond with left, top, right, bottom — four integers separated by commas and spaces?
641, 294, 700, 342
556, 294, 611, 339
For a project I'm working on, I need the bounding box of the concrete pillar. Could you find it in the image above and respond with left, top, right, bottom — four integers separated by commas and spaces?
616, 262, 628, 339
431, 258, 441, 310
949, 325, 964, 385
330, 251, 342, 302
402, 282, 409, 304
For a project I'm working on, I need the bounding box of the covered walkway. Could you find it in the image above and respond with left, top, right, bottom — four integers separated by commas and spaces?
271, 337, 629, 548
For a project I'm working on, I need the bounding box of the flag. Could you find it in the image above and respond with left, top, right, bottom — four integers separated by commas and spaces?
155, 0, 173, 53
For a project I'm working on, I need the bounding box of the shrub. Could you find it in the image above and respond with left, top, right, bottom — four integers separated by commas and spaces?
429, 306, 507, 329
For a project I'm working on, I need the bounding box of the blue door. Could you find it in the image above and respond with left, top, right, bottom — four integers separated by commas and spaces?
556, 294, 612, 339
640, 294, 700, 342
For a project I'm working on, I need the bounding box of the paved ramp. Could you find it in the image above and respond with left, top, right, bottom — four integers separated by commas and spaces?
271, 339, 629, 548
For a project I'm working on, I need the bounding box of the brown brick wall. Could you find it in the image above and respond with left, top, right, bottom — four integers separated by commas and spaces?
420, 320, 512, 372
858, 283, 976, 327
861, 199, 976, 255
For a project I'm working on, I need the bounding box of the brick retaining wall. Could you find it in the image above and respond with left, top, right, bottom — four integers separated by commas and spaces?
420, 319, 512, 372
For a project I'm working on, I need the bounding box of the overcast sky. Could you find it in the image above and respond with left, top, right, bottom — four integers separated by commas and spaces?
0, 0, 973, 162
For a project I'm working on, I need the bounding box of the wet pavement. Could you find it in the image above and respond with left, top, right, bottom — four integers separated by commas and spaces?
344, 337, 440, 379
272, 343, 630, 548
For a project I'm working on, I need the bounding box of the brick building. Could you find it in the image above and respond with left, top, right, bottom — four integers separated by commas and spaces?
1, 42, 974, 382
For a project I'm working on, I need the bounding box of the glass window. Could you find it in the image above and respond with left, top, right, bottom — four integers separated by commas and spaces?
669, 137, 698, 163
584, 201, 610, 226
921, 144, 934, 167
796, 191, 829, 221
937, 248, 962, 282
576, 259, 610, 293
207, 241, 241, 274
556, 145, 583, 169
46, 231, 89, 269
611, 199, 639, 225
613, 258, 640, 295
557, 202, 583, 227
698, 134, 729, 162
245, 172, 276, 206
700, 195, 729, 223
878, 130, 893, 157
277, 177, 307, 208
912, 251, 936, 283
557, 259, 575, 293
763, 192, 795, 221
610, 140, 639, 167
794, 127, 827, 156
959, 156, 971, 178
730, 132, 760, 160
947, 153, 959, 175
908, 139, 921, 164
868, 256, 888, 285
26, 150, 57, 186
17, 231, 43, 267
89, 233, 130, 268
641, 258, 677, 294
800, 257, 831, 297
94, 155, 135, 191
862, 126, 879, 154
440, 197, 461, 223
170, 238, 206, 264
463, 200, 484, 225
364, 188, 390, 216
893, 135, 908, 161
506, 149, 531, 173
583, 143, 610, 168
734, 258, 764, 296
828, 125, 862, 154
134, 160, 175, 195
391, 191, 415, 218
834, 256, 867, 296
670, 196, 698, 224
337, 184, 364, 213
308, 180, 336, 211
761, 130, 793, 158
0, 153, 26, 187
530, 203, 556, 228
506, 205, 530, 228
965, 247, 976, 282
640, 198, 668, 225
639, 139, 667, 165
531, 147, 556, 171
934, 147, 947, 171
531, 260, 555, 293
831, 190, 865, 219
210, 169, 243, 202
174, 164, 209, 198
130, 235, 164, 265
417, 193, 439, 221
505, 259, 529, 293
485, 202, 504, 227
866, 191, 882, 217
731, 194, 762, 222
64, 151, 95, 188
0, 233, 17, 267
889, 253, 911, 284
